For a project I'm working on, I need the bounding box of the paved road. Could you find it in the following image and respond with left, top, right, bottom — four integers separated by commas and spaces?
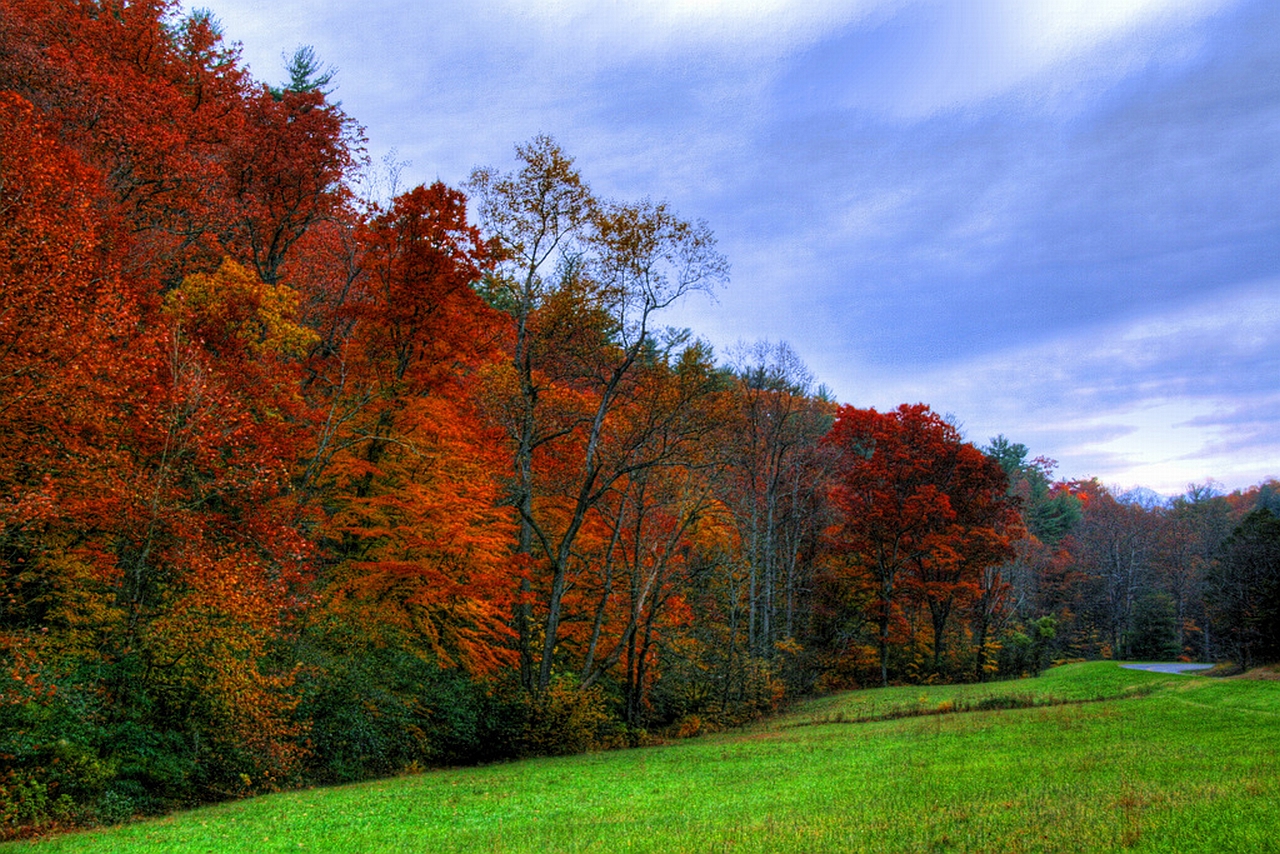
1120, 662, 1214, 674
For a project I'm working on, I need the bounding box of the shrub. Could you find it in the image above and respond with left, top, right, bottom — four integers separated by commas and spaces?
296, 623, 495, 782
518, 676, 615, 757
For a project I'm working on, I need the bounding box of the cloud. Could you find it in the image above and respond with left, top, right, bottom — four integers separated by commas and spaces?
838, 278, 1280, 492
194, 0, 1279, 496
713, 0, 1278, 377
844, 0, 1235, 119
481, 0, 893, 60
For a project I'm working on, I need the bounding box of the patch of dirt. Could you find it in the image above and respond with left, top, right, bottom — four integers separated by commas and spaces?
1230, 665, 1280, 681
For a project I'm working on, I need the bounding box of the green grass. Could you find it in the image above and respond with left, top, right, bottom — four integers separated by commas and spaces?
5, 662, 1277, 853
790, 661, 1166, 725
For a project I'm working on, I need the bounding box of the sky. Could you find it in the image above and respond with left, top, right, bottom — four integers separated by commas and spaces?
196, 0, 1280, 497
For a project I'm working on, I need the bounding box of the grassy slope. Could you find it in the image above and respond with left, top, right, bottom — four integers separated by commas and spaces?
5, 663, 1277, 853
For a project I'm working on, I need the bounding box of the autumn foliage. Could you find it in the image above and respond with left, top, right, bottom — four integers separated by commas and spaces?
2, 1, 1276, 838
822, 404, 1019, 686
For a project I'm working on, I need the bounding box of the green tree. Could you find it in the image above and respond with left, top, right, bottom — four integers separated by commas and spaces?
984, 436, 1081, 546
1206, 509, 1280, 668
1125, 592, 1180, 660
276, 45, 337, 97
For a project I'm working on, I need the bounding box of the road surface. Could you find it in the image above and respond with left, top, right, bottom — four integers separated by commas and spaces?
1120, 662, 1214, 674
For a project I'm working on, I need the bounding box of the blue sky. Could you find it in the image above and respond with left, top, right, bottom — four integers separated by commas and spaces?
198, 0, 1279, 495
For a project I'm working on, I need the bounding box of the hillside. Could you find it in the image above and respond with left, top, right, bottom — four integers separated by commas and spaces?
6, 663, 1277, 853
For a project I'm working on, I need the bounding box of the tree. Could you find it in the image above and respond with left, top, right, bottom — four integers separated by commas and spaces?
0, 11, 341, 809
223, 82, 357, 286
720, 342, 833, 664
1068, 482, 1163, 659
823, 404, 1018, 686
985, 436, 1081, 547
1125, 592, 1180, 661
1206, 509, 1280, 668
0, 1, 255, 281
1161, 483, 1234, 659
571, 364, 726, 726
979, 437, 1081, 676
470, 137, 728, 693
278, 45, 337, 96
294, 182, 514, 675
468, 135, 596, 688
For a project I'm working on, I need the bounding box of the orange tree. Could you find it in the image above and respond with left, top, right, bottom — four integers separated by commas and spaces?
0, 87, 319, 822
0, 3, 357, 821
304, 183, 514, 673
469, 137, 728, 696
276, 182, 524, 777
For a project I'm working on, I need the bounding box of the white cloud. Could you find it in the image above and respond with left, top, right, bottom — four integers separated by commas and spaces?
485, 0, 892, 59
1066, 399, 1225, 492
870, 0, 1235, 117
1013, 0, 1228, 58
840, 277, 1280, 493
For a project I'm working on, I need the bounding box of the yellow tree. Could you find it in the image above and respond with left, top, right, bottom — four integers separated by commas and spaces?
470, 138, 728, 691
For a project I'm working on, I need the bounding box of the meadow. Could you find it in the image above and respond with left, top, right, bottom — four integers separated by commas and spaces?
5, 662, 1276, 853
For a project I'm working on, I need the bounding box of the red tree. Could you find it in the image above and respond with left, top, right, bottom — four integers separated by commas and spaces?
296, 183, 516, 674
823, 404, 1018, 685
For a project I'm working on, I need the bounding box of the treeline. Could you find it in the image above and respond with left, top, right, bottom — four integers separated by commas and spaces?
1, 1, 1277, 836
988, 463, 1280, 674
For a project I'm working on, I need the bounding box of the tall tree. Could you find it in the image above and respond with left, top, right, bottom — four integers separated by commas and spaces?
223, 80, 356, 286
1161, 483, 1234, 658
1206, 509, 1280, 668
470, 137, 728, 691
294, 183, 513, 674
468, 135, 596, 687
721, 341, 832, 661
1068, 482, 1163, 658
980, 437, 1081, 674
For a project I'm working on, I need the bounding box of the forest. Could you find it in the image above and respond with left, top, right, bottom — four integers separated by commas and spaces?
2, 0, 1278, 835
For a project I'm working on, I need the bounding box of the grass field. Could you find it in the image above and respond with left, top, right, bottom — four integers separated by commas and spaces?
5, 662, 1277, 853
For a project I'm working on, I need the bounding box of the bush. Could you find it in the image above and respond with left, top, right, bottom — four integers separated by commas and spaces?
518, 676, 615, 757
295, 618, 501, 782
0, 663, 138, 834
0, 770, 74, 837
998, 616, 1057, 677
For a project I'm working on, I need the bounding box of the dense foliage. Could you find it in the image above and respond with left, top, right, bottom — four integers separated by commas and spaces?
1, 1, 1276, 836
